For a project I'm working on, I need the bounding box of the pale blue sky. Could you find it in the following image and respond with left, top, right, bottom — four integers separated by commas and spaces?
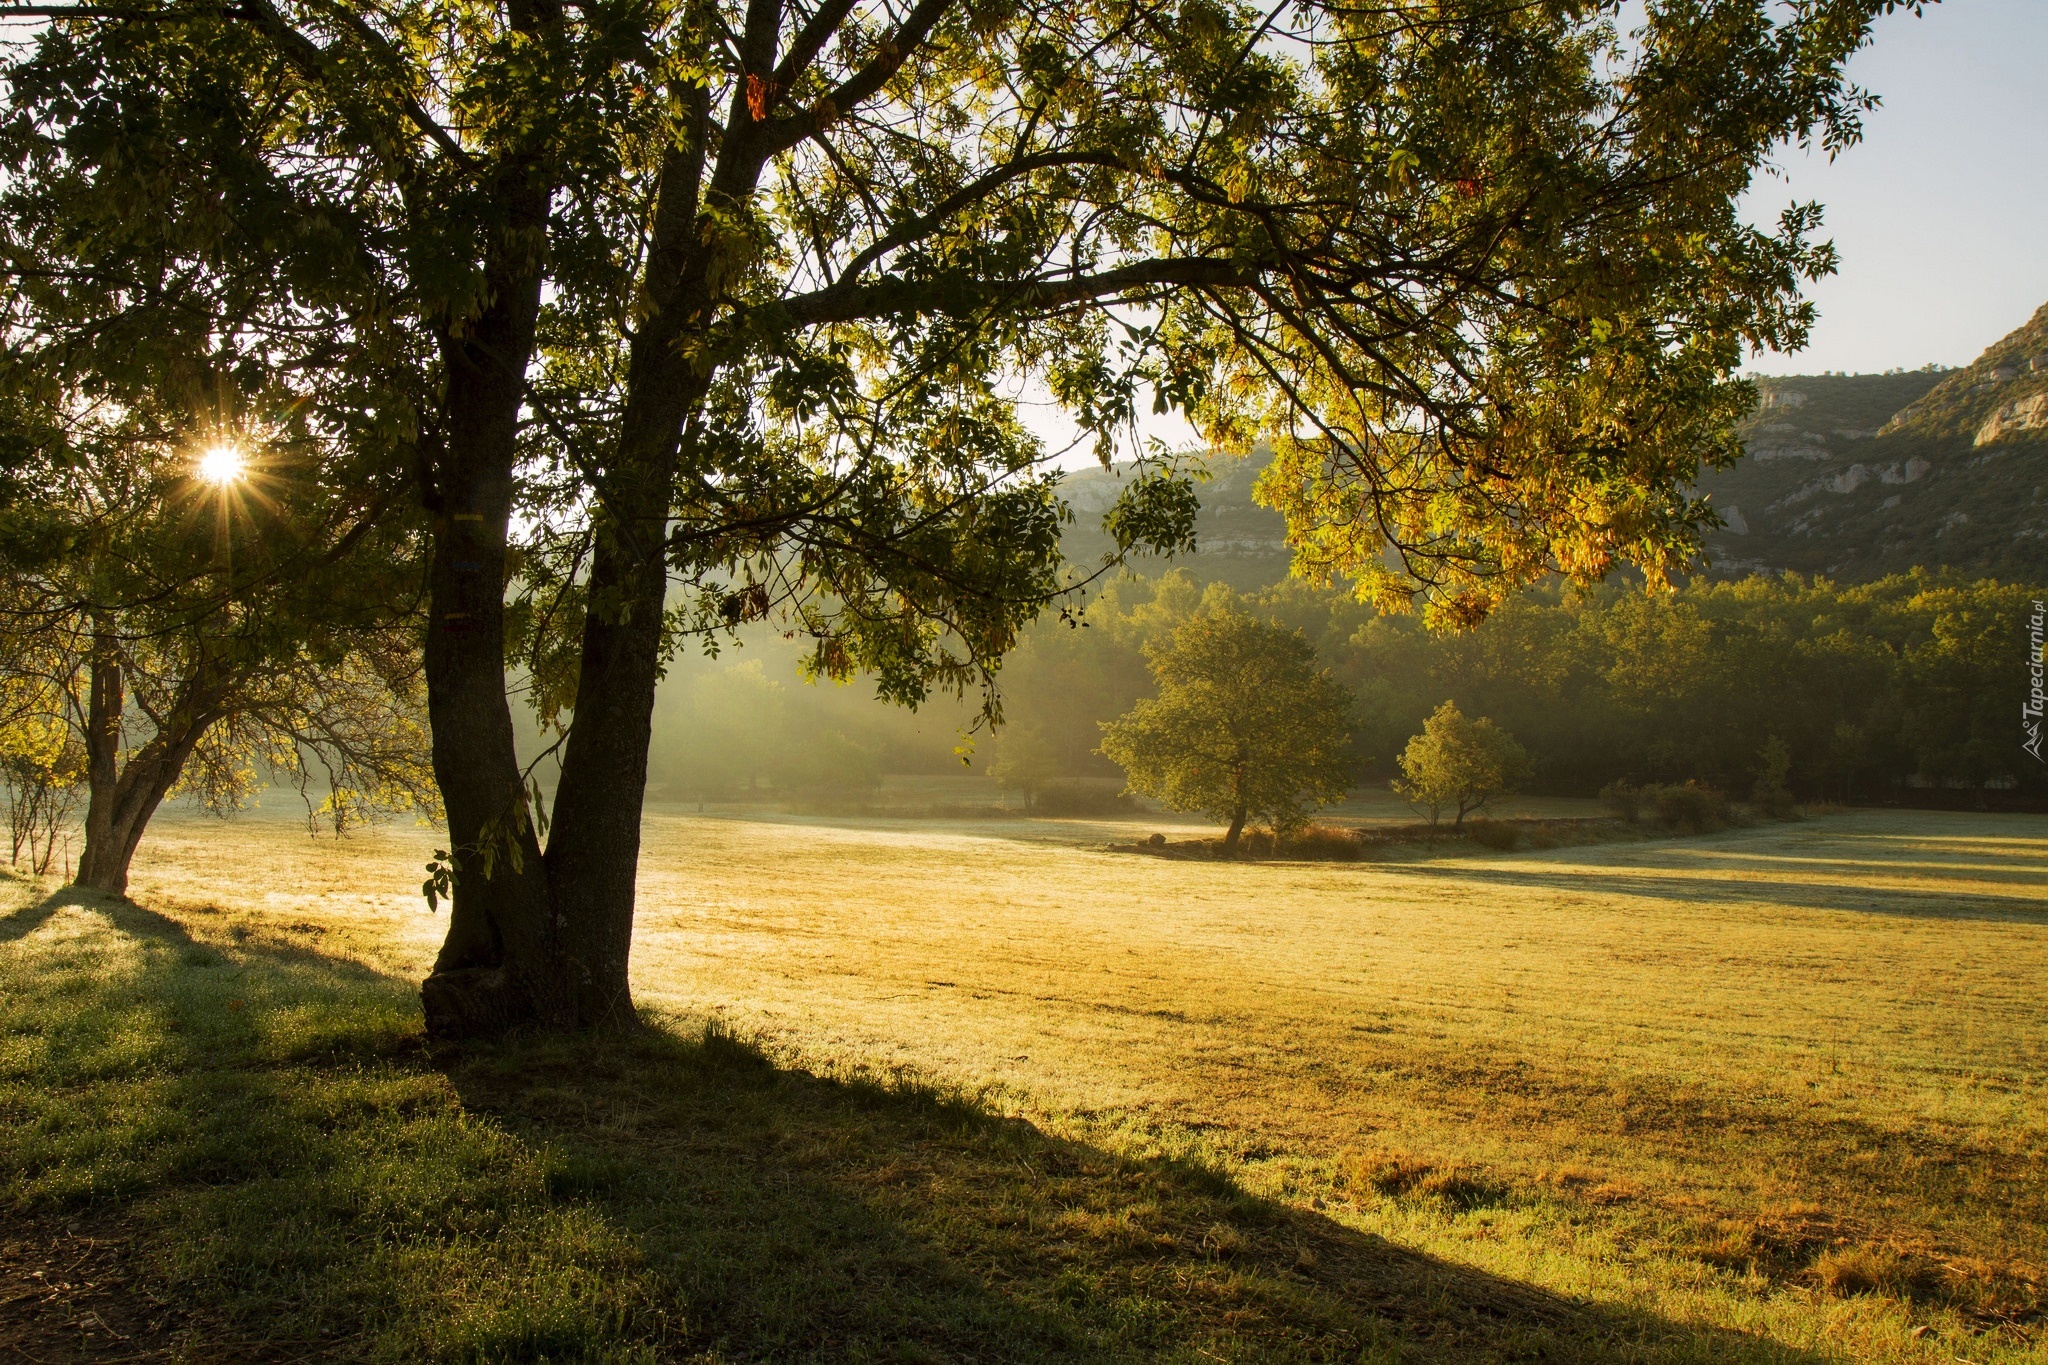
1743, 0, 2048, 374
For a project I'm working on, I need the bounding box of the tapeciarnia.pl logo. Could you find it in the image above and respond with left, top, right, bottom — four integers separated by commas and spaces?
2028, 599, 2046, 763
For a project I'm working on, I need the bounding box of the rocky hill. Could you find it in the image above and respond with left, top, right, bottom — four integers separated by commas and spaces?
1698, 302, 2048, 582
1064, 301, 2048, 587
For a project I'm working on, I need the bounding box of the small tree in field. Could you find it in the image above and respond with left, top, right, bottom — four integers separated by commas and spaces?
1394, 702, 1531, 832
987, 719, 1065, 812
1100, 607, 1353, 852
0, 706, 83, 875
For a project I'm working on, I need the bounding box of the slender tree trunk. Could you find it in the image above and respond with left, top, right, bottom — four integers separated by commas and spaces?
1221, 757, 1249, 852
538, 331, 708, 1030
517, 113, 717, 1032
417, 124, 561, 1037
416, 295, 566, 1035
73, 649, 227, 897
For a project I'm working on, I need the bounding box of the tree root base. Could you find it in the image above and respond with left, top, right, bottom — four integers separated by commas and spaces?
420, 966, 520, 1040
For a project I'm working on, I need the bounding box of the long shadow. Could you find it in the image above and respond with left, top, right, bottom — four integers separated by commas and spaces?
1395, 847, 2048, 925
443, 1027, 1839, 1364
2, 896, 1838, 1363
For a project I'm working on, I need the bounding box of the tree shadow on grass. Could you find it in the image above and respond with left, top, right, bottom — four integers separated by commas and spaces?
0, 884, 105, 942
1400, 855, 2048, 925
2, 894, 1834, 1363
442, 1025, 1841, 1364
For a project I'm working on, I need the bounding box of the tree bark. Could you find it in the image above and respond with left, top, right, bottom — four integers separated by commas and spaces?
417, 36, 724, 1036
418, 2, 699, 1035
416, 287, 565, 1035
537, 312, 710, 1031
508, 103, 718, 1034
1222, 804, 1248, 852
416, 109, 562, 1037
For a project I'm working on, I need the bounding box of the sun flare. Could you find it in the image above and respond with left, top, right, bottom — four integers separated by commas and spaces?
196, 444, 246, 486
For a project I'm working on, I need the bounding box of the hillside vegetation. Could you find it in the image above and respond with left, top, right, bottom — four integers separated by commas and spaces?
1700, 302, 2048, 581
629, 307, 2048, 808
4, 809, 2045, 1360
990, 569, 2045, 805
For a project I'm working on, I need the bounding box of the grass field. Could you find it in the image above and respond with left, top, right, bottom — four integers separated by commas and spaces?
3, 804, 2045, 1361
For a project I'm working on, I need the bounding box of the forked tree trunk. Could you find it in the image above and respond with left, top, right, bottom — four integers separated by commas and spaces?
418, 49, 731, 1038
418, 91, 710, 1037
72, 648, 227, 897
420, 82, 725, 1035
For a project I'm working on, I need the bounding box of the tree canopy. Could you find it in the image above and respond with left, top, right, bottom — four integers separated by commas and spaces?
1100, 600, 1352, 848
0, 0, 1917, 1032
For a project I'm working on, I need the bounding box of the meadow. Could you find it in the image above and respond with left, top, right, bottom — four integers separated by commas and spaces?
2, 802, 2044, 1362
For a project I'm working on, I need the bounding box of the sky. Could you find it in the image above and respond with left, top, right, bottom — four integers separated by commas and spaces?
1741, 0, 2048, 375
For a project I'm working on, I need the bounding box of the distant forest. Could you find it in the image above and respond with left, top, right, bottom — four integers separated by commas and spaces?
641, 568, 2047, 807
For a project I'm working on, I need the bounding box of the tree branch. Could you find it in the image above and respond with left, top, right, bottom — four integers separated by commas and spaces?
233, 0, 471, 167
830, 150, 1127, 289
752, 0, 952, 157
776, 255, 1259, 327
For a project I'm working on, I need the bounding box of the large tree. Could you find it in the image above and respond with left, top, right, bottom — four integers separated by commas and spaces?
1, 0, 1910, 1033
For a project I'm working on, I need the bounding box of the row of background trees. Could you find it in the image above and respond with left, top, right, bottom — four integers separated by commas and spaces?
638, 565, 2047, 808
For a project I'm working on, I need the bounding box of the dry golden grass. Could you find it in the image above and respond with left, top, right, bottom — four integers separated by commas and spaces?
38, 801, 2048, 1360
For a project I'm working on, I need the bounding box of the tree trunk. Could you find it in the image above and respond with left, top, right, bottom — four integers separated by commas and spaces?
1222, 804, 1248, 852
416, 291, 560, 1037
419, 53, 718, 1037
537, 329, 708, 1031
73, 649, 226, 897
416, 135, 562, 1037
1222, 758, 1249, 852
509, 115, 717, 1033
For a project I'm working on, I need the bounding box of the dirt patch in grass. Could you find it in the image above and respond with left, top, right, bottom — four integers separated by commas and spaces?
0, 1217, 228, 1362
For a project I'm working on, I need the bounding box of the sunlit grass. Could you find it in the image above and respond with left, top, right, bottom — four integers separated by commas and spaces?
3, 804, 2044, 1360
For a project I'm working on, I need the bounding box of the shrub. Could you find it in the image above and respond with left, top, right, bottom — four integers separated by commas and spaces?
1280, 824, 1366, 860
1466, 819, 1520, 851
1029, 782, 1135, 816
1645, 781, 1729, 833
1599, 780, 1642, 823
